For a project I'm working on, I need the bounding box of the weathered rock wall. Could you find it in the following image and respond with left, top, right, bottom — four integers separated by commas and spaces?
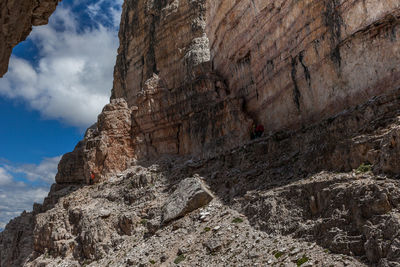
112, 0, 253, 159
0, 0, 60, 77
112, 0, 400, 159
207, 0, 400, 131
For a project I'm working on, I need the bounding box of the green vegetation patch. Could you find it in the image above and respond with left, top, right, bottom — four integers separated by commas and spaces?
174, 254, 185, 265
203, 227, 211, 232
356, 163, 372, 173
274, 251, 284, 259
231, 218, 243, 224
297, 255, 309, 266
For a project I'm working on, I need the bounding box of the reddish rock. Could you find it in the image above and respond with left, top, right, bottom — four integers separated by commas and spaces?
56, 99, 134, 184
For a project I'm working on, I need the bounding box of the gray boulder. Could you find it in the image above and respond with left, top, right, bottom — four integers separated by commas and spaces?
162, 177, 213, 223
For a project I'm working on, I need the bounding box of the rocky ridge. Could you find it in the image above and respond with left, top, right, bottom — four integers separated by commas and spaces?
1, 88, 400, 266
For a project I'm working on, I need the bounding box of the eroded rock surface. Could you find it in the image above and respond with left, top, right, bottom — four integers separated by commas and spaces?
1, 0, 400, 266
112, 0, 400, 157
2, 89, 400, 266
162, 176, 213, 223
0, 0, 60, 77
206, 0, 400, 130
56, 99, 135, 185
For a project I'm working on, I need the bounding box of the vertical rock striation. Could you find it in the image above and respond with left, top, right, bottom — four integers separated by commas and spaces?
0, 0, 60, 77
206, 0, 400, 130
112, 0, 400, 158
112, 0, 253, 159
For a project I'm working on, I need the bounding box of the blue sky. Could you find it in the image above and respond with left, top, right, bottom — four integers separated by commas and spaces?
0, 0, 123, 231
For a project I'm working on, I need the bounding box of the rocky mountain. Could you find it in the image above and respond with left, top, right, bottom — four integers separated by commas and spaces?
0, 0, 60, 77
1, 0, 400, 266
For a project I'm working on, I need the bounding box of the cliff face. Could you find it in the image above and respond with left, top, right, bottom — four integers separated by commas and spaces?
206, 0, 400, 130
112, 0, 253, 159
0, 0, 60, 77
2, 0, 400, 266
111, 0, 400, 159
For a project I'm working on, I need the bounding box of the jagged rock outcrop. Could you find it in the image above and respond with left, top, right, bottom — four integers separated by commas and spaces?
112, 0, 254, 159
56, 99, 135, 184
131, 73, 252, 158
0, 212, 34, 267
0, 0, 60, 77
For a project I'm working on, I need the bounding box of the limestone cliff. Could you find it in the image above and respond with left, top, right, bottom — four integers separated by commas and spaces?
0, 0, 60, 77
2, 0, 400, 267
111, 0, 400, 158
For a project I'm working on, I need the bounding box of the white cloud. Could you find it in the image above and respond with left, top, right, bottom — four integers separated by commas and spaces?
111, 1, 124, 27
0, 156, 60, 231
0, 185, 49, 230
87, 0, 106, 19
0, 3, 121, 128
0, 167, 13, 186
87, 0, 123, 28
0, 0, 123, 232
12, 156, 61, 184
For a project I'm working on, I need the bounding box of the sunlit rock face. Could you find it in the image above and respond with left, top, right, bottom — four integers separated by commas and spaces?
0, 0, 60, 77
112, 0, 400, 159
55, 99, 135, 184
112, 0, 253, 159
206, 0, 400, 131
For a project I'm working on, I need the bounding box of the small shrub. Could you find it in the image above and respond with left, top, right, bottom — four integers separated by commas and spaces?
174, 254, 185, 264
140, 219, 147, 226
203, 227, 211, 232
297, 255, 309, 266
149, 259, 156, 265
231, 218, 243, 224
356, 163, 372, 173
274, 251, 284, 259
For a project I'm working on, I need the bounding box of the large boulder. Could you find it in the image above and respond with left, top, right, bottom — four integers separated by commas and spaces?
162, 177, 213, 223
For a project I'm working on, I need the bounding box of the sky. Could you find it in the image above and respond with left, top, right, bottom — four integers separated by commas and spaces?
0, 0, 123, 231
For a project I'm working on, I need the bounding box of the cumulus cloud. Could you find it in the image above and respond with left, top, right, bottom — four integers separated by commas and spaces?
10, 156, 61, 184
0, 156, 60, 231
0, 3, 122, 128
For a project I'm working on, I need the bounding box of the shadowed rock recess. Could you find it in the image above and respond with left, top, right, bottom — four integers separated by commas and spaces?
1, 0, 400, 266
